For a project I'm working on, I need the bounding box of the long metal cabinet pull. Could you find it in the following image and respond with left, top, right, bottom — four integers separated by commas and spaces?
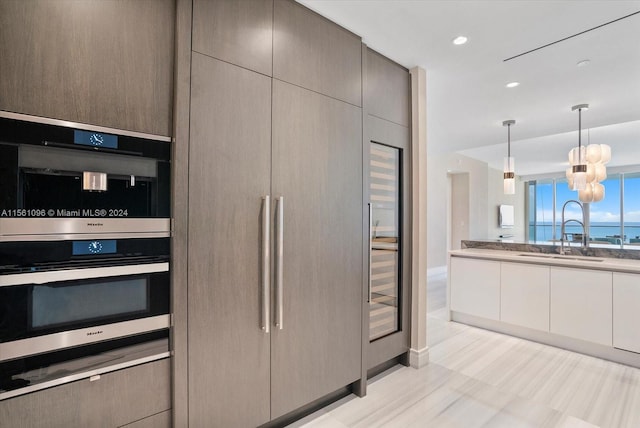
368, 203, 373, 303
262, 195, 271, 333
276, 196, 284, 329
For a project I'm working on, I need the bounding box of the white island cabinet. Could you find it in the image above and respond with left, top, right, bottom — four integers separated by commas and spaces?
613, 272, 640, 353
450, 257, 500, 320
550, 267, 613, 347
500, 263, 550, 331
449, 250, 640, 368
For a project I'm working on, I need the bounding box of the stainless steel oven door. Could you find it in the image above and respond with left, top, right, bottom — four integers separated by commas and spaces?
0, 262, 170, 362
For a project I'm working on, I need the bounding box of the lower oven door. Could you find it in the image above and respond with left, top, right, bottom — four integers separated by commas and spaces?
0, 262, 169, 362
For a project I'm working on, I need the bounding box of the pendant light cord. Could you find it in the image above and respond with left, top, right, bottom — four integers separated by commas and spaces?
578, 108, 582, 161
507, 124, 511, 158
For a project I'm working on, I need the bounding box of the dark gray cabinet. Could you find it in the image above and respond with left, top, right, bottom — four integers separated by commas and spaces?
273, 0, 362, 107
0, 0, 174, 136
0, 359, 171, 428
186, 53, 363, 427
187, 52, 272, 428
174, 1, 416, 425
271, 80, 363, 419
121, 411, 171, 428
366, 49, 411, 127
192, 0, 273, 76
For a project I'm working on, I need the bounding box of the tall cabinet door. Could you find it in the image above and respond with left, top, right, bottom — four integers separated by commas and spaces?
363, 48, 412, 370
188, 52, 272, 427
271, 80, 363, 419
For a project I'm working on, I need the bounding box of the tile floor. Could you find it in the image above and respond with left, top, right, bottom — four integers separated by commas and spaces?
288, 272, 640, 428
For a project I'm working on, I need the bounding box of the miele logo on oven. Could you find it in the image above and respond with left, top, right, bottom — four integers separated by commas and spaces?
86, 330, 104, 336
86, 222, 104, 227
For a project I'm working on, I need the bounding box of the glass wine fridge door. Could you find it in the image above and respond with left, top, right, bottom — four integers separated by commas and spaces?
369, 142, 401, 341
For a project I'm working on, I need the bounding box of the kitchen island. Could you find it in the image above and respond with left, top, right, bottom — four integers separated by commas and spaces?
448, 241, 640, 368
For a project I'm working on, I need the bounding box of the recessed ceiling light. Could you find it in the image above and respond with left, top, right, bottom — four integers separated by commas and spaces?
577, 59, 591, 67
506, 82, 520, 88
452, 36, 468, 45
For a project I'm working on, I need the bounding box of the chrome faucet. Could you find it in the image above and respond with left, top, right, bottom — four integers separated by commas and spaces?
560, 199, 588, 255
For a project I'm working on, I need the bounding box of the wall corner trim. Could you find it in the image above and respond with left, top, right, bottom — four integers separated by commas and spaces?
409, 66, 428, 354
409, 346, 430, 369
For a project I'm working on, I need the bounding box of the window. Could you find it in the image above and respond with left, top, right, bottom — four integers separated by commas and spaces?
589, 177, 621, 243
624, 173, 640, 245
527, 180, 554, 241
527, 172, 640, 247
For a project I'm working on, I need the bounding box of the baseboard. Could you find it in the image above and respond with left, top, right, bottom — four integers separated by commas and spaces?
409, 346, 429, 368
451, 311, 640, 369
427, 266, 447, 277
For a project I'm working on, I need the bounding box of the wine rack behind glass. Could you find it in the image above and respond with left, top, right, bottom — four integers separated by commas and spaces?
369, 142, 400, 341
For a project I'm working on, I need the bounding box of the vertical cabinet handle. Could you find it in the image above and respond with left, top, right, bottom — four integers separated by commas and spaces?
262, 195, 271, 333
368, 203, 373, 303
275, 196, 284, 329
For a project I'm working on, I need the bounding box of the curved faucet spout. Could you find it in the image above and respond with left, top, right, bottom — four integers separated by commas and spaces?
560, 200, 588, 255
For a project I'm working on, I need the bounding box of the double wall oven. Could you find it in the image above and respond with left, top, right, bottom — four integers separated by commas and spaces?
0, 111, 171, 399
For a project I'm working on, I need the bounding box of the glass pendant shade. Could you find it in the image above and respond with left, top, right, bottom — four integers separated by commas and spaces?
569, 146, 586, 166
566, 167, 574, 190
565, 167, 573, 180
586, 144, 601, 163
593, 182, 605, 202
569, 146, 587, 191
586, 163, 596, 183
586, 144, 612, 165
502, 119, 516, 195
503, 177, 515, 195
595, 163, 607, 182
600, 144, 611, 163
572, 165, 587, 191
503, 156, 515, 195
578, 183, 594, 203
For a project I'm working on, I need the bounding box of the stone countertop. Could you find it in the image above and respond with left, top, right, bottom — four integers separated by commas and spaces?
450, 248, 640, 274
461, 239, 640, 260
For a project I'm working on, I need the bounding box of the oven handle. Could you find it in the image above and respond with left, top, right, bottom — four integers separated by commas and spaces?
0, 262, 169, 287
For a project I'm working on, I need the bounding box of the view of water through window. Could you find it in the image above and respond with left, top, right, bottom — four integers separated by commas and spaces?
528, 174, 640, 245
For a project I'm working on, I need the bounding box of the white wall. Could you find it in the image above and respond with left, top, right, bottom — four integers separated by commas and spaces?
450, 173, 469, 251
487, 167, 526, 241
427, 152, 526, 271
427, 153, 449, 271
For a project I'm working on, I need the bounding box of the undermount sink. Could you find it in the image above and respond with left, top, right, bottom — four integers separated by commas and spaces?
551, 256, 604, 262
517, 253, 604, 262
518, 253, 553, 258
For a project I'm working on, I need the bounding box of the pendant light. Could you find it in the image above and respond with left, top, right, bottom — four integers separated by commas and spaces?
570, 104, 588, 191
566, 105, 611, 203
503, 119, 516, 195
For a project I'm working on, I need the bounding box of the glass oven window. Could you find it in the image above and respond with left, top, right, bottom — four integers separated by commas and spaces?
31, 278, 148, 329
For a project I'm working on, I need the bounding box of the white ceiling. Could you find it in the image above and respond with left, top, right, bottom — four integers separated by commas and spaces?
297, 0, 640, 176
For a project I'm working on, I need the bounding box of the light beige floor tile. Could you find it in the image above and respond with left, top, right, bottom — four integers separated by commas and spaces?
288, 273, 640, 428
